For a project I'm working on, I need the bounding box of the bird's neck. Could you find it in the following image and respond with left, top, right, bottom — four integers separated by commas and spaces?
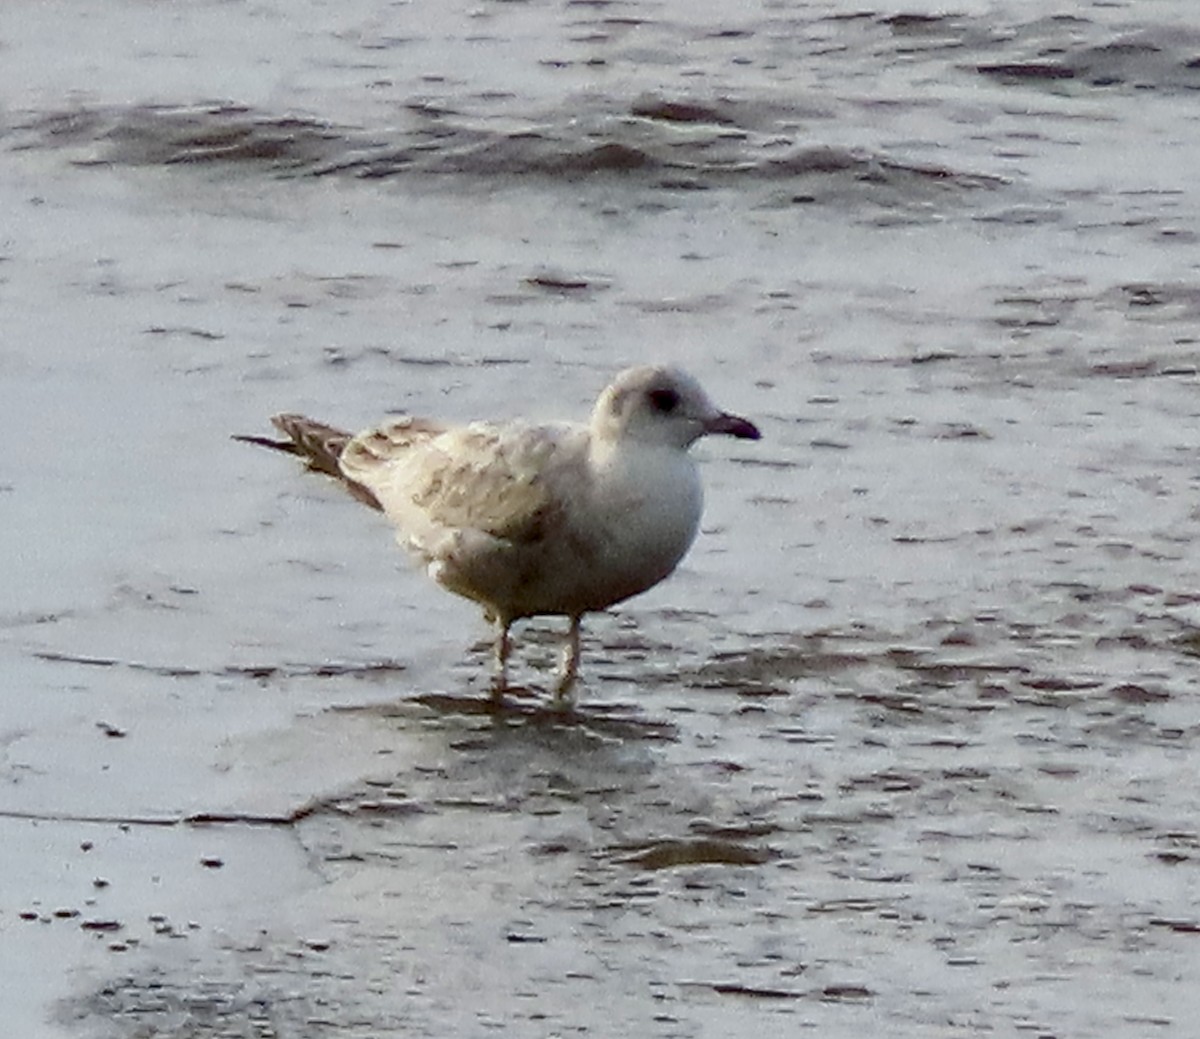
589, 434, 700, 503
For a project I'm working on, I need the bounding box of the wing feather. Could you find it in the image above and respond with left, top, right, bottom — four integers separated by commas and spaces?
341, 419, 586, 547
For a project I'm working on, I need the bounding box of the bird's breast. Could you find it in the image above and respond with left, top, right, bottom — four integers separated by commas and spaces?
581, 448, 703, 596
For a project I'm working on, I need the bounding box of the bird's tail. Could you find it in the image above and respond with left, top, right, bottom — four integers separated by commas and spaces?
233, 414, 382, 510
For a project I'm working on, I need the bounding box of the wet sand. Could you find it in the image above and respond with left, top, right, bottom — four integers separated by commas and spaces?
3, 2, 1200, 1036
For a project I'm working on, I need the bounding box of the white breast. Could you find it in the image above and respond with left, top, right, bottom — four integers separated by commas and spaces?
583, 442, 704, 600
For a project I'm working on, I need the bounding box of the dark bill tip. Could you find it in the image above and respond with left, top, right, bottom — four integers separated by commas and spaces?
707, 412, 762, 440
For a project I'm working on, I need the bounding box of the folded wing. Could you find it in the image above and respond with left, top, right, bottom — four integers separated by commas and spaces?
341, 418, 585, 552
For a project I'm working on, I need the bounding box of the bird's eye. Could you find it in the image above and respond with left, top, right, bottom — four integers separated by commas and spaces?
648, 388, 680, 414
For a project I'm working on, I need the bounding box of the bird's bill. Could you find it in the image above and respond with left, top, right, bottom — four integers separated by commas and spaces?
705, 412, 761, 440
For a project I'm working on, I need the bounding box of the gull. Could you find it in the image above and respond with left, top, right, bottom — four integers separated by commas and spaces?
235, 365, 760, 701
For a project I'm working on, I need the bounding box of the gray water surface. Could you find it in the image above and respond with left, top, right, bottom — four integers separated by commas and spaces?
3, 2, 1200, 1036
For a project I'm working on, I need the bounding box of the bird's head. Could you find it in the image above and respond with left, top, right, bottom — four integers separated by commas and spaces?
592, 366, 761, 449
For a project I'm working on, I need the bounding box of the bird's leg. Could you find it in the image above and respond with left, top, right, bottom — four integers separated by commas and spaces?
555, 615, 583, 705
490, 619, 512, 703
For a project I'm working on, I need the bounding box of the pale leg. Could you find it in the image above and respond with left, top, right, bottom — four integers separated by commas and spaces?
555, 615, 582, 704
490, 620, 512, 702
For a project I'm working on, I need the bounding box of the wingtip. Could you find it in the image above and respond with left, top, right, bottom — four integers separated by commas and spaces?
231, 432, 298, 452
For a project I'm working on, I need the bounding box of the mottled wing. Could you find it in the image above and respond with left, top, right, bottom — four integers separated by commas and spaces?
340, 419, 583, 549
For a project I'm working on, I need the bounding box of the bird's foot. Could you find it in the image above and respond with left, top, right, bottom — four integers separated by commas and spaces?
551, 676, 577, 711
487, 674, 510, 710
552, 615, 582, 709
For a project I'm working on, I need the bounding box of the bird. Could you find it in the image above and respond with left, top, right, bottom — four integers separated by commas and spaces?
235, 365, 761, 702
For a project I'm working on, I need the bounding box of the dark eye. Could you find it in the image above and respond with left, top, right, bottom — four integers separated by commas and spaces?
648, 388, 680, 414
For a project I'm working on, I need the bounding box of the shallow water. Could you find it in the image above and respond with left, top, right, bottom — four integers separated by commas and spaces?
3, 1, 1200, 1036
